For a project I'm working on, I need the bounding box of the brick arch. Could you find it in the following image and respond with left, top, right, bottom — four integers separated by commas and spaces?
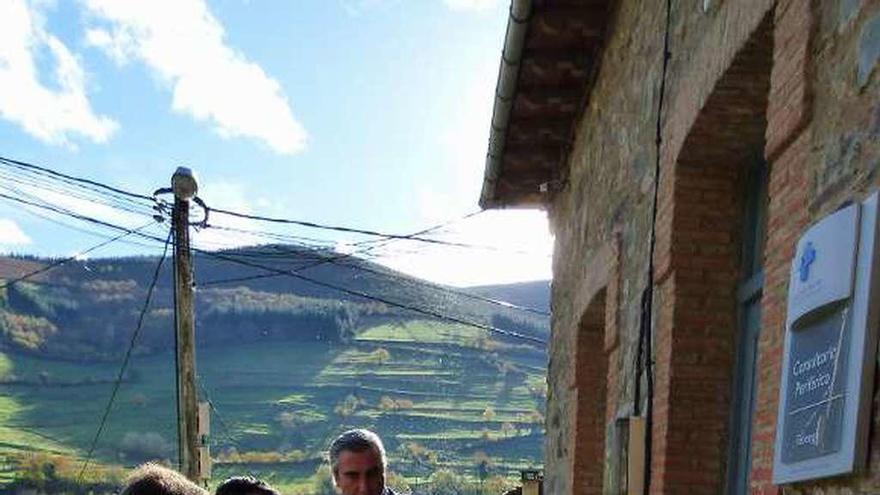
651, 12, 774, 495
572, 287, 608, 495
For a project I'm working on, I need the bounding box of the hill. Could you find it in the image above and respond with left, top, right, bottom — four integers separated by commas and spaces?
0, 248, 549, 493
466, 281, 550, 314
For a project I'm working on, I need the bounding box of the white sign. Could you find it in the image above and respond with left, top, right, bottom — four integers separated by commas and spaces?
773, 193, 880, 484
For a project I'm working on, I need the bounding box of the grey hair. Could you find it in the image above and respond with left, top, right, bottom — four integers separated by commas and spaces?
329, 429, 387, 474
120, 462, 208, 495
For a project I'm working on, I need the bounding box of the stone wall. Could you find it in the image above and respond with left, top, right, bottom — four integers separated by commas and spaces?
543, 0, 880, 493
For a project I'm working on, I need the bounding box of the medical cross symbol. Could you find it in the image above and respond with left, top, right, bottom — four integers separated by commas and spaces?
799, 241, 816, 282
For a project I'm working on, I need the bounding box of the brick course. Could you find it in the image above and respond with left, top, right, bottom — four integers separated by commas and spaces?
534, 0, 880, 493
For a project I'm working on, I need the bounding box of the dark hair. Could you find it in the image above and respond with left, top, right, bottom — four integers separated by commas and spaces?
214, 476, 279, 495
328, 429, 387, 475
120, 463, 207, 495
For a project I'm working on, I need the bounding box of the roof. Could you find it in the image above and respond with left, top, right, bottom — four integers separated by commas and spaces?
480, 0, 613, 209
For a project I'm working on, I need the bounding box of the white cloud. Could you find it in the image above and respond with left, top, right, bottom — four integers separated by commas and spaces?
443, 0, 500, 12
0, 0, 118, 146
0, 219, 31, 245
84, 0, 308, 154
373, 209, 553, 287
190, 180, 272, 250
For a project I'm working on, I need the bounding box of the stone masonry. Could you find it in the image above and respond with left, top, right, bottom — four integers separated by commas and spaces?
536, 1, 880, 494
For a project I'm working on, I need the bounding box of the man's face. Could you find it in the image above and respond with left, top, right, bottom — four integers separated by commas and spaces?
333, 448, 385, 495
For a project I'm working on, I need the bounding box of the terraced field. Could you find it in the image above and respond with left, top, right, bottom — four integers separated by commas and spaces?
0, 319, 546, 492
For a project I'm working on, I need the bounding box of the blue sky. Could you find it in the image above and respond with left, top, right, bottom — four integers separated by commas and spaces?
0, 0, 552, 286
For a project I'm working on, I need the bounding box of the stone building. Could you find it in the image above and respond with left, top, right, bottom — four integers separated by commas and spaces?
479, 0, 880, 494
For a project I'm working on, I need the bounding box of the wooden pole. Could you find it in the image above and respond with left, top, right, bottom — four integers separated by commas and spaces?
172, 168, 200, 481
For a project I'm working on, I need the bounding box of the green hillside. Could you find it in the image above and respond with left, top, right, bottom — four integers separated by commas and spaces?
0, 249, 549, 493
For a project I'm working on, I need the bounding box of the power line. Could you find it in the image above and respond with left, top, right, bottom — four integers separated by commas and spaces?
194, 249, 547, 345
0, 188, 547, 344
0, 155, 154, 202
0, 191, 166, 243
209, 207, 462, 245
208, 206, 542, 254
205, 243, 550, 317
7, 201, 170, 252
199, 224, 339, 248
0, 169, 153, 218
0, 221, 157, 290
195, 376, 240, 450
0, 182, 156, 229
0, 155, 546, 255
263, 209, 487, 275
77, 229, 172, 482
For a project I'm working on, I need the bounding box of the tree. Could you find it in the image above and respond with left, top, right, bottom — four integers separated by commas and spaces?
334, 394, 360, 417
482, 406, 496, 422
367, 347, 391, 364
501, 422, 516, 438
276, 410, 297, 429
480, 428, 492, 442
118, 431, 172, 462
386, 470, 411, 494
425, 469, 466, 495
482, 475, 515, 495
130, 393, 148, 407
379, 396, 397, 411
312, 464, 337, 495
473, 451, 493, 469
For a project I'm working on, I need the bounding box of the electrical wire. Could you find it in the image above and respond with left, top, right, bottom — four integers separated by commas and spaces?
5, 199, 168, 252
77, 228, 172, 482
195, 375, 241, 451
0, 187, 548, 344
194, 249, 547, 346
0, 220, 157, 290
208, 206, 543, 255
0, 155, 154, 202
206, 243, 550, 317
261, 210, 487, 277
0, 169, 153, 218
0, 154, 547, 257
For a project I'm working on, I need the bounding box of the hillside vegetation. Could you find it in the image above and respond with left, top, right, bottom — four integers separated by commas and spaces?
0, 248, 548, 493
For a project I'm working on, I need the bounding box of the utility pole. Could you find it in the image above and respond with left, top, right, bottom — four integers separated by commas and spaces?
171, 167, 200, 481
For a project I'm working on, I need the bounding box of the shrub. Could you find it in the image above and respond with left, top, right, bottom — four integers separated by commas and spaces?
276, 410, 297, 429
334, 394, 361, 417
501, 422, 516, 437
425, 469, 466, 495
379, 395, 397, 411
312, 464, 337, 495
378, 396, 415, 411
482, 475, 515, 495
386, 470, 411, 494
119, 431, 173, 462
481, 406, 495, 422
365, 347, 391, 364
130, 393, 148, 407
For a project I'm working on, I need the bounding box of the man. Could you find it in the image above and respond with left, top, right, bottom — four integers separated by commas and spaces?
214, 476, 279, 495
329, 429, 396, 495
120, 463, 208, 495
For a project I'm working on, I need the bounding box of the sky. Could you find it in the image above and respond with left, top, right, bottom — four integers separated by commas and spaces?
0, 0, 553, 287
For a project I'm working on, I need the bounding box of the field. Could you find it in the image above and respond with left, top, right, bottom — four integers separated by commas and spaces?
0, 319, 546, 493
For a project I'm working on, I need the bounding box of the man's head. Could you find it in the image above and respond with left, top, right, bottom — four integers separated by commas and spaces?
214, 476, 279, 495
329, 429, 387, 495
120, 463, 208, 495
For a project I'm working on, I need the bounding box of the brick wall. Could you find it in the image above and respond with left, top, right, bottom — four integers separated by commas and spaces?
542, 0, 880, 493
572, 290, 608, 494
751, 1, 880, 494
